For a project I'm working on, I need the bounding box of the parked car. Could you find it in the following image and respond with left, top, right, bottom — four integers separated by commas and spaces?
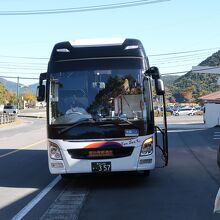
3, 105, 18, 114
166, 106, 174, 114
173, 107, 196, 116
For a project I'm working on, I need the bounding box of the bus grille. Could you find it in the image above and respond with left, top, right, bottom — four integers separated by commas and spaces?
67, 147, 134, 160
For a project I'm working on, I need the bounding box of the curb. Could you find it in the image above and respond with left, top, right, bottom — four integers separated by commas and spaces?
18, 115, 45, 119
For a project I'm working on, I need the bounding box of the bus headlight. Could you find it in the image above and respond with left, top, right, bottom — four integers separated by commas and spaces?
140, 137, 153, 156
48, 141, 63, 160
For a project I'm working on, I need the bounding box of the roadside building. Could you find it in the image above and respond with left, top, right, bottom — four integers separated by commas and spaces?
199, 91, 220, 127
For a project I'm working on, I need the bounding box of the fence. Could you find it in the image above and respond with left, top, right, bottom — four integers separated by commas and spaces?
0, 113, 16, 125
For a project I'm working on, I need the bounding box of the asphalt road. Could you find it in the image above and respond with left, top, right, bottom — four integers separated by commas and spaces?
0, 116, 220, 219
0, 117, 55, 219
79, 128, 220, 220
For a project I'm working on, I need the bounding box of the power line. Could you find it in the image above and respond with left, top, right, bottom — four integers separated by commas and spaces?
0, 55, 47, 60
0, 75, 38, 80
150, 51, 216, 62
161, 71, 189, 76
0, 0, 169, 16
158, 63, 200, 69
149, 47, 220, 57
161, 66, 220, 76
0, 61, 47, 65
0, 66, 45, 71
1, 66, 219, 78
0, 46, 218, 61
152, 55, 210, 65
0, 71, 40, 75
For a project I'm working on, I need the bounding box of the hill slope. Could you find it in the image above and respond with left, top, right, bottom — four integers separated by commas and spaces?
169, 50, 220, 102
0, 78, 37, 94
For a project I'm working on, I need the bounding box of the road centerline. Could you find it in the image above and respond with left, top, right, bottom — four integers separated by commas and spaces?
0, 139, 46, 159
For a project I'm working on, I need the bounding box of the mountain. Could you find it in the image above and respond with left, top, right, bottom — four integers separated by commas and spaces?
0, 78, 21, 92
162, 75, 180, 86
0, 78, 38, 94
169, 50, 220, 102
27, 83, 38, 94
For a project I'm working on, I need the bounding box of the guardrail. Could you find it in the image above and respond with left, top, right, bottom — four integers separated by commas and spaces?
0, 113, 17, 125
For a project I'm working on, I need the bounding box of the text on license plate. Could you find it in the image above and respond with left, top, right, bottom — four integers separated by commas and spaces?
91, 162, 111, 172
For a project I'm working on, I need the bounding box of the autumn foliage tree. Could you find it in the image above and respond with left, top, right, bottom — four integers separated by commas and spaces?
5, 91, 17, 104
0, 83, 7, 104
181, 86, 195, 103
23, 91, 36, 103
0, 83, 16, 104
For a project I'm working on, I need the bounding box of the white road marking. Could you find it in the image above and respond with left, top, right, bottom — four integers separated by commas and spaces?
0, 140, 46, 159
40, 186, 88, 220
11, 175, 61, 220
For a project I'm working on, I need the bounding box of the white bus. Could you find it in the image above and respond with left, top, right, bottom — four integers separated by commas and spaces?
37, 38, 168, 177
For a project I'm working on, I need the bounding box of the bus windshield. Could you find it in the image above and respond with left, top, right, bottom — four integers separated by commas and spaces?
49, 68, 145, 125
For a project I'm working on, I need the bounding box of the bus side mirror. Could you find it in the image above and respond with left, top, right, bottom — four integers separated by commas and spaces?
145, 66, 165, 95
155, 79, 165, 96
37, 85, 45, 101
146, 66, 161, 79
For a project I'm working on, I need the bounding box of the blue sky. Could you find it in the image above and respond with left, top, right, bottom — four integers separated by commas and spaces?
0, 0, 220, 85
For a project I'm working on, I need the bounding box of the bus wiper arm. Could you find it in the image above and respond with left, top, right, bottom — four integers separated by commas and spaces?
58, 118, 94, 134
102, 118, 139, 130
118, 119, 139, 129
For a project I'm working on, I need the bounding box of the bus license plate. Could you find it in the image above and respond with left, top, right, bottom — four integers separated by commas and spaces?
91, 162, 111, 173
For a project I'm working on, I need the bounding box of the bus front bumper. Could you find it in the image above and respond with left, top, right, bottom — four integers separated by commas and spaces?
48, 147, 155, 174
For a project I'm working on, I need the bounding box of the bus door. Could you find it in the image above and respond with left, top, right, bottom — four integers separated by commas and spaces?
144, 67, 168, 167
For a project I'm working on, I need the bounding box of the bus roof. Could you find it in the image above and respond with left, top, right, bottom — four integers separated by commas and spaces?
70, 38, 126, 47
49, 38, 147, 62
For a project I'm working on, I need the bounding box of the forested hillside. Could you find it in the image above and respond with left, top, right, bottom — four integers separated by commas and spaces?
162, 75, 180, 86
168, 50, 220, 103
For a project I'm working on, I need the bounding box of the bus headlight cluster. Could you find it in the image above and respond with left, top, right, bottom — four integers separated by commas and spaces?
48, 141, 63, 160
140, 137, 153, 156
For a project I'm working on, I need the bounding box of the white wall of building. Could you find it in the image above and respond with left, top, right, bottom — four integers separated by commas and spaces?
204, 103, 220, 127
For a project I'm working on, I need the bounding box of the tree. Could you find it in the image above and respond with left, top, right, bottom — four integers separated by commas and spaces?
181, 86, 195, 103
0, 83, 18, 104
5, 91, 16, 104
23, 91, 36, 103
0, 83, 9, 104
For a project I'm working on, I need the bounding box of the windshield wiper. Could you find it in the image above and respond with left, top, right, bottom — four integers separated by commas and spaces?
101, 118, 139, 130
117, 119, 139, 129
58, 118, 95, 135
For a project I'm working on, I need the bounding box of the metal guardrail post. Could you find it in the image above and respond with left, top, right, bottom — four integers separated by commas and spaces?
0, 113, 16, 125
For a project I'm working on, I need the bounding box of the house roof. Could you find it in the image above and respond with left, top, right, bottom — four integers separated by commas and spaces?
199, 90, 220, 103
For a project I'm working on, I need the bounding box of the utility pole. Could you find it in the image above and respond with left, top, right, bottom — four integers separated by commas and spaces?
17, 76, 19, 109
